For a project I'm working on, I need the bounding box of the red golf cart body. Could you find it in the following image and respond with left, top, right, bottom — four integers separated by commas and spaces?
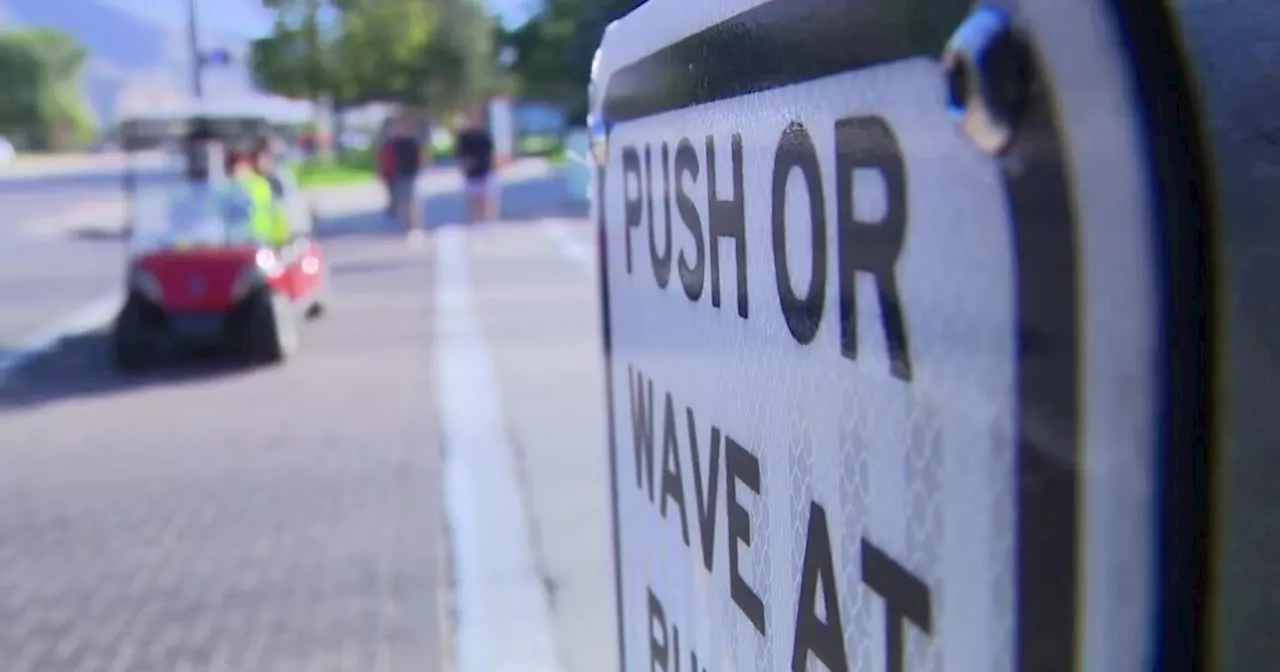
132, 238, 326, 314
112, 108, 326, 369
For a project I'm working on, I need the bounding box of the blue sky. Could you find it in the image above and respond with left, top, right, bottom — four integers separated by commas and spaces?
101, 0, 537, 36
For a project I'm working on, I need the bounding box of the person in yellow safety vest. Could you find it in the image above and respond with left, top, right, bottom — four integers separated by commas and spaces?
251, 135, 293, 198
226, 149, 291, 246
251, 136, 302, 241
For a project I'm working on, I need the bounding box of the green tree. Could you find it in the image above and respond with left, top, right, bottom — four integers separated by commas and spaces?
250, 0, 340, 103
333, 0, 437, 105
414, 0, 503, 114
500, 0, 577, 102
252, 0, 504, 120
499, 0, 640, 122
0, 38, 44, 137
0, 29, 94, 150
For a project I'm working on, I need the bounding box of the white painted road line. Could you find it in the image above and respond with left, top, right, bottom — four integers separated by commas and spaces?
542, 219, 594, 272
434, 227, 562, 672
0, 292, 123, 377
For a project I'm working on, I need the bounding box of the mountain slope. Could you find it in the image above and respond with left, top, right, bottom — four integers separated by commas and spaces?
0, 0, 261, 125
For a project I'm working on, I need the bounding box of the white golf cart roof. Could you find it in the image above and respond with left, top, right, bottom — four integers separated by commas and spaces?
122, 100, 311, 125
118, 102, 311, 146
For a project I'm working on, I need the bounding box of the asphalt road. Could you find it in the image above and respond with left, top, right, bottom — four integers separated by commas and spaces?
0, 162, 565, 358
0, 235, 124, 364
0, 167, 178, 368
0, 233, 445, 671
0, 166, 175, 225
0, 170, 615, 671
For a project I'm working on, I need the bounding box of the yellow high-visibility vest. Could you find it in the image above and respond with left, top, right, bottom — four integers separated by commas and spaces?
234, 170, 291, 246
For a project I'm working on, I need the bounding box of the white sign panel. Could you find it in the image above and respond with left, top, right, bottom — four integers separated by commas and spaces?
591, 0, 1178, 671
488, 96, 516, 162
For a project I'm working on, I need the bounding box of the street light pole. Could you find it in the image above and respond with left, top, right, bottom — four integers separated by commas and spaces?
188, 0, 203, 98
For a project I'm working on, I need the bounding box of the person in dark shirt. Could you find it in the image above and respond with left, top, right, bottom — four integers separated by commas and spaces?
386, 117, 424, 242
454, 116, 496, 225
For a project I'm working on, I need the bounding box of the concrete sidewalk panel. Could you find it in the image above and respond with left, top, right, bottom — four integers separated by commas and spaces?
465, 219, 617, 672
435, 227, 563, 672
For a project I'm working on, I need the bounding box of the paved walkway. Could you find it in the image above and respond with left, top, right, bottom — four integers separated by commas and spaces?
0, 164, 616, 672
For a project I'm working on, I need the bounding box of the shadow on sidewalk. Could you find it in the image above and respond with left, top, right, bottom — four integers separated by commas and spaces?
0, 328, 251, 411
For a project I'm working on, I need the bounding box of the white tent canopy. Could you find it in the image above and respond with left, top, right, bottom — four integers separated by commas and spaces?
121, 96, 315, 126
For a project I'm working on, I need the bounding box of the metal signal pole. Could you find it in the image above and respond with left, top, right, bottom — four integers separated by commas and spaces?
188, 0, 203, 98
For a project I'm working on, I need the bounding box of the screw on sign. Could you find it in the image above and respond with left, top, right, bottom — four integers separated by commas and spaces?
591, 0, 1206, 672
941, 6, 1030, 155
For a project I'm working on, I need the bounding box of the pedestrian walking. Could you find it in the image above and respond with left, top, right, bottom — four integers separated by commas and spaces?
386, 116, 424, 245
454, 110, 497, 225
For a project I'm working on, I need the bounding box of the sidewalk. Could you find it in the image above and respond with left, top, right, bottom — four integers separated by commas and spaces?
22, 158, 560, 239
434, 168, 614, 672
461, 221, 616, 672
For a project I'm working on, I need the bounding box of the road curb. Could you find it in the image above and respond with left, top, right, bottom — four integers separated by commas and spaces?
433, 226, 564, 672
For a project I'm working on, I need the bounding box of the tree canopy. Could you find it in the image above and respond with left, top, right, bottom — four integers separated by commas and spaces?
250, 0, 504, 117
249, 0, 648, 125
0, 29, 95, 150
498, 0, 642, 122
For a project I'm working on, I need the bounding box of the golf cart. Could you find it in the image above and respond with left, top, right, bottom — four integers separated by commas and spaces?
112, 108, 330, 371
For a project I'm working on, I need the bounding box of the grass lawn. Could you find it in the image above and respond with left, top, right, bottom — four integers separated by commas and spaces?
291, 141, 573, 188
546, 147, 573, 165
293, 148, 376, 188
294, 144, 455, 187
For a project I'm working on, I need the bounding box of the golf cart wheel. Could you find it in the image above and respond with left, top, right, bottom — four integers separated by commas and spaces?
242, 290, 299, 363
112, 293, 156, 371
